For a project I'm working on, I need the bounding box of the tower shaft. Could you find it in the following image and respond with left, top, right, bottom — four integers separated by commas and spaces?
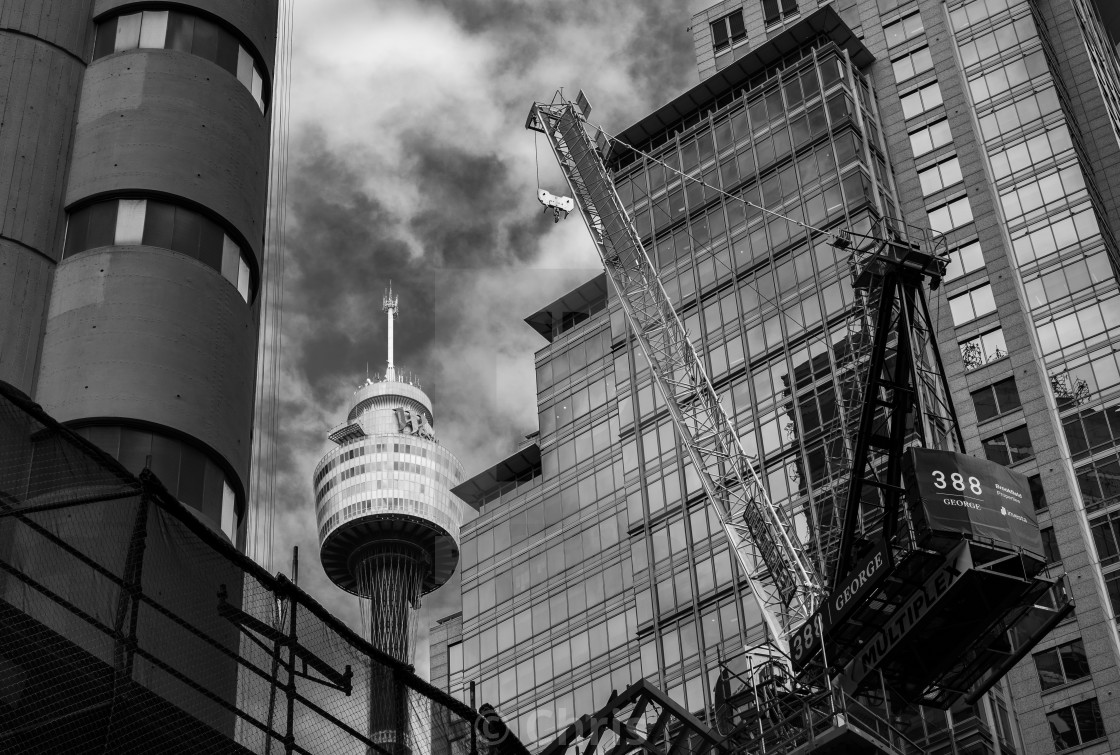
356, 541, 429, 755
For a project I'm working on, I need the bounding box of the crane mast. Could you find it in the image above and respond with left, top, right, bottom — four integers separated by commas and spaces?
527, 94, 824, 649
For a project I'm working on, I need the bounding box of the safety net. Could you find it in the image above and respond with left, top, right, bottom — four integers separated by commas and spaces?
0, 380, 528, 755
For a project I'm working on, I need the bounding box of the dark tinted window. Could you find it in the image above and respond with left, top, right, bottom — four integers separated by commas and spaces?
64, 205, 92, 258
1048, 698, 1104, 750
190, 17, 220, 61
87, 202, 118, 249
986, 377, 1022, 419
1034, 639, 1090, 690
215, 28, 240, 73
166, 13, 195, 52
1041, 526, 1060, 563
171, 206, 203, 258
983, 425, 1034, 465
143, 201, 177, 249
1029, 474, 1047, 511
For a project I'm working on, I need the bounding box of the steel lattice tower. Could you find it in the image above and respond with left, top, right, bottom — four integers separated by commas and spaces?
313, 288, 467, 754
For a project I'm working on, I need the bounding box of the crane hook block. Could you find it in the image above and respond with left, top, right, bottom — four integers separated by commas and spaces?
537, 189, 574, 223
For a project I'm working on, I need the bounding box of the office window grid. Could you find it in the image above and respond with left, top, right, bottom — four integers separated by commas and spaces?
762, 0, 798, 26
892, 45, 934, 83
1034, 639, 1090, 690
948, 283, 997, 326
908, 118, 953, 158
1047, 698, 1105, 751
918, 155, 964, 197
960, 327, 1008, 371
971, 377, 1022, 422
927, 195, 974, 233
884, 11, 925, 48
943, 240, 984, 282
900, 81, 945, 119
710, 10, 746, 52
982, 424, 1034, 465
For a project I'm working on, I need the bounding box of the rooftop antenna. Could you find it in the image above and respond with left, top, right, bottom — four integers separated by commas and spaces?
382, 282, 399, 382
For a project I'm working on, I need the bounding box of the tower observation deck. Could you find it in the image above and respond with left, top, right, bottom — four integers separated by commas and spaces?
313, 288, 468, 754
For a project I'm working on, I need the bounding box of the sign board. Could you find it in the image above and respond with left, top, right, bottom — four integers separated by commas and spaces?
791, 539, 892, 671
841, 542, 971, 693
905, 449, 1043, 560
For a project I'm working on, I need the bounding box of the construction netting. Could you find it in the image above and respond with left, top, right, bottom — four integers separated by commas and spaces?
0, 380, 527, 755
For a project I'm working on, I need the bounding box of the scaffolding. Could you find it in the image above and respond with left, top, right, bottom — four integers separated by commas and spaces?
0, 380, 527, 755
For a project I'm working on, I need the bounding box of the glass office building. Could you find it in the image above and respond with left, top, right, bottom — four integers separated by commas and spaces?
440, 1, 1120, 753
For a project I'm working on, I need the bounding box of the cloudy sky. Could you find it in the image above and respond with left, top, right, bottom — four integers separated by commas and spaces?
261, 0, 701, 678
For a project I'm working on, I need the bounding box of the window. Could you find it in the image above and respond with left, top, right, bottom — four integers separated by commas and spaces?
1024, 251, 1112, 311
1036, 292, 1120, 357
948, 283, 997, 325
983, 425, 1034, 465
64, 198, 254, 302
1047, 698, 1105, 750
892, 46, 934, 83
885, 12, 925, 48
1079, 456, 1120, 514
989, 124, 1074, 181
1035, 639, 1090, 690
971, 377, 1022, 422
961, 327, 1007, 370
968, 49, 1049, 104
1030, 474, 1048, 511
1000, 165, 1087, 222
762, 0, 798, 25
927, 196, 974, 233
900, 81, 944, 119
918, 156, 963, 196
1041, 526, 1061, 563
1091, 511, 1120, 566
944, 240, 984, 281
978, 86, 1061, 142
710, 10, 746, 52
94, 10, 267, 111
909, 118, 953, 157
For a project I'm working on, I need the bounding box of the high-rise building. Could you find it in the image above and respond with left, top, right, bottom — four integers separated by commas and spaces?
438, 0, 1120, 753
0, 2, 278, 549
314, 291, 471, 754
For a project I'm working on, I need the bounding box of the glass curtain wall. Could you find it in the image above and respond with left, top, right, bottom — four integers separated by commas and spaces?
459, 41, 904, 751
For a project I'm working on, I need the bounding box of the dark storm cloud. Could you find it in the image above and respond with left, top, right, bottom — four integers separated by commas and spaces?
407, 0, 696, 130
283, 123, 558, 420
620, 5, 696, 114
416, 0, 555, 37
285, 126, 436, 394
405, 132, 541, 269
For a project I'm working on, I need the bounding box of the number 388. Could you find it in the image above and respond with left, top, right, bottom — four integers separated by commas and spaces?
932, 470, 982, 495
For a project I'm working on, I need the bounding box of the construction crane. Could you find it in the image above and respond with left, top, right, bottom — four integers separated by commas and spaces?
528, 91, 822, 652
527, 90, 1071, 752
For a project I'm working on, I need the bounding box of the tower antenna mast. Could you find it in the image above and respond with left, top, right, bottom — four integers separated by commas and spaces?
383, 283, 398, 382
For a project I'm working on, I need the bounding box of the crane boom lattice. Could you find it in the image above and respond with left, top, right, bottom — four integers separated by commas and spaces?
527, 95, 823, 645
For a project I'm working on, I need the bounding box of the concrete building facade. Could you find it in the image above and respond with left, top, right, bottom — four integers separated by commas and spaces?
434, 1, 1120, 754
0, 2, 279, 547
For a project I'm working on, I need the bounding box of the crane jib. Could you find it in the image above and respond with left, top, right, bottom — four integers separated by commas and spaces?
534, 98, 824, 647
